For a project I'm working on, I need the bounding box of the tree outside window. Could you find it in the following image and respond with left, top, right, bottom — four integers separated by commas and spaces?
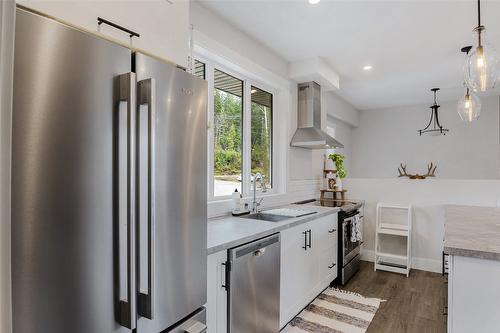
251, 86, 272, 189
213, 69, 243, 197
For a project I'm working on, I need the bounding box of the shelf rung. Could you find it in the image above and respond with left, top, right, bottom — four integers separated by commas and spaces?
375, 252, 408, 261
379, 223, 409, 231
377, 203, 412, 210
375, 262, 409, 274
377, 228, 409, 236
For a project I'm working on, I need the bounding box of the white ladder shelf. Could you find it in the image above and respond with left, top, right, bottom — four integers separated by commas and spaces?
374, 203, 412, 277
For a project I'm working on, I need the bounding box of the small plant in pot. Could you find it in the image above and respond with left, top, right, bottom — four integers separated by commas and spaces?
328, 153, 346, 190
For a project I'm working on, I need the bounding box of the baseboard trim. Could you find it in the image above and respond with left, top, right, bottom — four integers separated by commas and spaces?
361, 250, 442, 273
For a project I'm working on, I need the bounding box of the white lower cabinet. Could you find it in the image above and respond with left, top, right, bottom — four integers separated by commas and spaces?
207, 250, 228, 333
447, 255, 500, 333
280, 214, 338, 328
280, 220, 318, 328
207, 212, 339, 332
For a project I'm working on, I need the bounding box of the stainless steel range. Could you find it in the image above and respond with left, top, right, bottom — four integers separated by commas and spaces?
293, 199, 364, 285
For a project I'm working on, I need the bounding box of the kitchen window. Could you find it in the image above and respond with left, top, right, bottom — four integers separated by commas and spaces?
251, 86, 273, 189
194, 59, 205, 80
195, 57, 275, 199
213, 69, 243, 197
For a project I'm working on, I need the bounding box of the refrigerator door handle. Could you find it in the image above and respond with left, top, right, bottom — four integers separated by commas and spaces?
137, 78, 155, 319
117, 72, 137, 329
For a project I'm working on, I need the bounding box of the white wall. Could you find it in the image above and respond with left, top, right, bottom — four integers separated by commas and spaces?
190, 2, 288, 79
324, 91, 359, 128
351, 96, 500, 179
0, 1, 15, 332
345, 178, 500, 272
345, 95, 500, 272
327, 116, 353, 173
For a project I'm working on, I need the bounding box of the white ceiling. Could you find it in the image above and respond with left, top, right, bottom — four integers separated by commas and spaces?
197, 0, 500, 110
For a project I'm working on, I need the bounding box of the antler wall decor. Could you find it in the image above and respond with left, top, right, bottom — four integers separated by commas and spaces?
398, 163, 437, 179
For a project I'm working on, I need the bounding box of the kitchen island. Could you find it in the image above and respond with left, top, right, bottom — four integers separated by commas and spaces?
445, 205, 500, 333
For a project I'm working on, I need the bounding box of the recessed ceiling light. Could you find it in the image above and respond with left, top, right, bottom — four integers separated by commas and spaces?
308, 0, 320, 4
363, 65, 373, 71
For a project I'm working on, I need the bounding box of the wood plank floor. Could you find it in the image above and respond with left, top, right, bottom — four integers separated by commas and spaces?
342, 261, 447, 333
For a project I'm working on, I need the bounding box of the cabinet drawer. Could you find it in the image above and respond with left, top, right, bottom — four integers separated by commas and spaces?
319, 246, 337, 286
313, 214, 338, 252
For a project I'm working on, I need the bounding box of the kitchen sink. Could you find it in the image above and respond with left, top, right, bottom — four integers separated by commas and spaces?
242, 213, 291, 222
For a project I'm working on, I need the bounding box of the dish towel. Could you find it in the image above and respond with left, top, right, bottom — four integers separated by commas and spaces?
350, 215, 363, 243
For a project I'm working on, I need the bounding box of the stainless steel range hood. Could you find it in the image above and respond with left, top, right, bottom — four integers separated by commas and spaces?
290, 81, 344, 149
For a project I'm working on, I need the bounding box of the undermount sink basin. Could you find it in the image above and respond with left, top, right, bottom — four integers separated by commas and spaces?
242, 213, 291, 222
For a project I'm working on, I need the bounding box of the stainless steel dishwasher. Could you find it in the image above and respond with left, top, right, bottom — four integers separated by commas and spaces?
227, 233, 280, 333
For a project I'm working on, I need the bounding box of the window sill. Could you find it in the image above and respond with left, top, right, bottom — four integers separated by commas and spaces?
208, 190, 281, 204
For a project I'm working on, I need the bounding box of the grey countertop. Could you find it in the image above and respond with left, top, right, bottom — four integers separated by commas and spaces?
207, 205, 340, 255
444, 205, 500, 261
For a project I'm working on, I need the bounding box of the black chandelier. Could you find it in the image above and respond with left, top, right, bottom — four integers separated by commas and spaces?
419, 88, 449, 136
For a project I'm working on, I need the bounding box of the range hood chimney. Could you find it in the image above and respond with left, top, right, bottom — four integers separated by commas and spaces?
290, 82, 344, 149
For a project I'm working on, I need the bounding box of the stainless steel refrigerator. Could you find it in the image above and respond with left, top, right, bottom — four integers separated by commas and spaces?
12, 7, 207, 333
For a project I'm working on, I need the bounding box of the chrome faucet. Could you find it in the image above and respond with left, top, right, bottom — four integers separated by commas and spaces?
252, 173, 267, 213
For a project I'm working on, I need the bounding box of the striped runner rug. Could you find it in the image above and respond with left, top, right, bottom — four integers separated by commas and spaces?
282, 288, 382, 333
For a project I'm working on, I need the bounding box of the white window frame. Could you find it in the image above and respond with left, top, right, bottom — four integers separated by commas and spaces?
195, 54, 278, 201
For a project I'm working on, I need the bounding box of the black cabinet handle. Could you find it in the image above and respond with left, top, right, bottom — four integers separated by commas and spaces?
221, 263, 227, 290
328, 263, 336, 269
221, 262, 230, 290
97, 17, 140, 38
302, 231, 308, 250
308, 229, 312, 249
328, 229, 336, 233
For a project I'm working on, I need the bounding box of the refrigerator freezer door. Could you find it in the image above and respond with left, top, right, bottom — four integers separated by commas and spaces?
135, 53, 208, 332
12, 8, 134, 333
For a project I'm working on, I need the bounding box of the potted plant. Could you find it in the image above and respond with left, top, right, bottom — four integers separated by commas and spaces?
328, 153, 346, 190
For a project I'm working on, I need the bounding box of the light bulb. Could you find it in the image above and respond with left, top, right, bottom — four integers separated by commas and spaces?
457, 89, 481, 122
476, 46, 488, 91
476, 46, 485, 67
465, 95, 473, 122
464, 27, 500, 92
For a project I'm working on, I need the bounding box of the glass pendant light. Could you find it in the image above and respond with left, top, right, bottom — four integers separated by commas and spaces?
464, 0, 499, 92
457, 86, 481, 122
419, 88, 449, 136
458, 46, 482, 122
